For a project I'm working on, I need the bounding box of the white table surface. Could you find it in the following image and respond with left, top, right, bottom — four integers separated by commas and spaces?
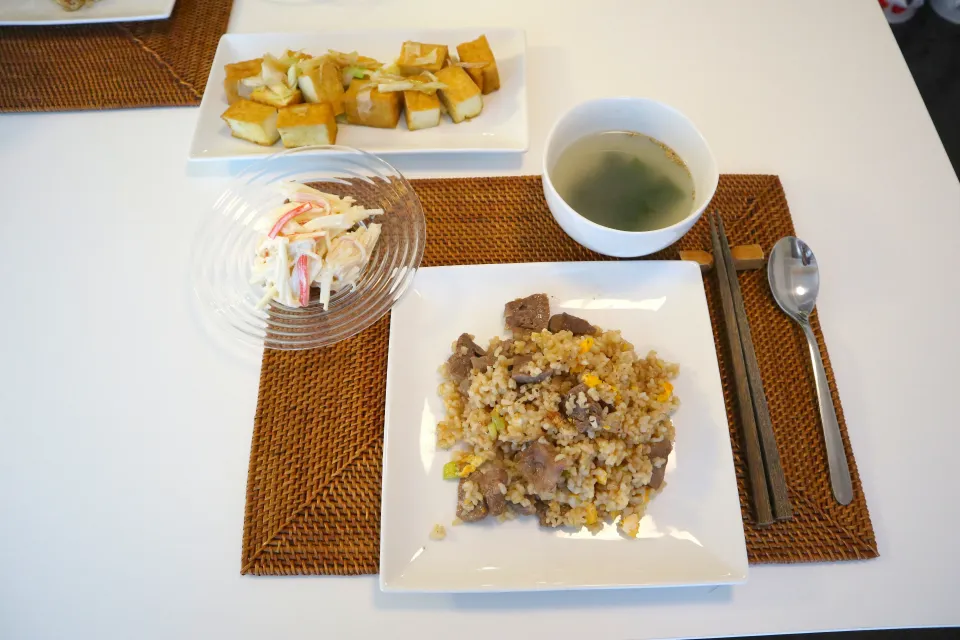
1, 0, 958, 638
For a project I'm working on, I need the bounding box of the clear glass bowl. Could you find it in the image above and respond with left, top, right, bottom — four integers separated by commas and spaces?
191, 146, 426, 350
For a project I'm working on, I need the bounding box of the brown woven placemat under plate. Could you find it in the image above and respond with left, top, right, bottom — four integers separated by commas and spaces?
242, 174, 878, 576
0, 0, 232, 112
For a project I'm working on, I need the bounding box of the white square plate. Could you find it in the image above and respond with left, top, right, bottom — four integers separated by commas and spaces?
380, 262, 748, 592
188, 29, 528, 162
0, 0, 175, 25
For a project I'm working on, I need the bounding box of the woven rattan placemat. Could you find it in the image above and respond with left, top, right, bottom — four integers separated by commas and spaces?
242, 174, 878, 575
0, 0, 232, 112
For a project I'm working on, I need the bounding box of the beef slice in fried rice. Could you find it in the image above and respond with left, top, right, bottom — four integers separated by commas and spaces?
473, 462, 509, 516
548, 312, 596, 336
511, 354, 554, 385
648, 438, 673, 461
648, 463, 667, 490
447, 333, 485, 383
471, 354, 497, 372
504, 293, 550, 333
562, 383, 604, 433
456, 477, 489, 522
516, 441, 566, 493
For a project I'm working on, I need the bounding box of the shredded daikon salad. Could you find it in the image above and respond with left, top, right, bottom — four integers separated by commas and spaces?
250, 182, 383, 310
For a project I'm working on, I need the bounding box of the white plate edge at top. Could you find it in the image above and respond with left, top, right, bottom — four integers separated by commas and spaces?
187, 28, 529, 162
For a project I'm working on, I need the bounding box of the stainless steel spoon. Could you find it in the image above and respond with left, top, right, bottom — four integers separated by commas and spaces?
768, 237, 853, 505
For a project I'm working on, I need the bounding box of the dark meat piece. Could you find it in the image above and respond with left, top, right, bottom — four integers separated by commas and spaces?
447, 333, 486, 383
511, 354, 554, 385
536, 501, 550, 527
456, 333, 486, 357
456, 477, 489, 522
471, 354, 496, 372
547, 312, 596, 336
648, 463, 666, 490
458, 377, 472, 396
535, 501, 569, 527
448, 355, 472, 383
511, 500, 538, 516
516, 442, 566, 493
473, 462, 509, 516
495, 339, 515, 356
457, 463, 509, 520
561, 383, 603, 433
504, 294, 550, 333
648, 439, 673, 460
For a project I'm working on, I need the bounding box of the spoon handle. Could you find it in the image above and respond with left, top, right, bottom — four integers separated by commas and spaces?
801, 321, 853, 505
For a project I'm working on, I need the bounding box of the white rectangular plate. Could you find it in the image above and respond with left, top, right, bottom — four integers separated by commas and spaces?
189, 29, 528, 162
0, 0, 175, 25
380, 262, 748, 592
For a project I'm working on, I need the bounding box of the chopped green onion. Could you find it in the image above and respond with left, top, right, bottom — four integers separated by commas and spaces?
442, 461, 460, 480
487, 410, 506, 440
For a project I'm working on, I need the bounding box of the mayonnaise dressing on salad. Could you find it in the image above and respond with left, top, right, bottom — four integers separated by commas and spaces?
250, 182, 383, 309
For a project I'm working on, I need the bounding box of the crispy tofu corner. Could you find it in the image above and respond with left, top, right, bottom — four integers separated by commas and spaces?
297, 60, 345, 115
344, 79, 401, 129
250, 86, 303, 109
223, 58, 263, 105
397, 41, 449, 75
221, 99, 280, 146
435, 66, 482, 123
456, 35, 500, 95
277, 102, 338, 148
403, 90, 441, 131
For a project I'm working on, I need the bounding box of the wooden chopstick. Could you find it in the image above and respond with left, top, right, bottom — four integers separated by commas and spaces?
717, 217, 793, 521
709, 215, 774, 526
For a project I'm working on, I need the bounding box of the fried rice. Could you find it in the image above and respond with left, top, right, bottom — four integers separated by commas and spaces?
436, 295, 679, 538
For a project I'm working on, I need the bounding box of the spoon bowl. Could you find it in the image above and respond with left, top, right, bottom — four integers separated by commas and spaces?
768, 237, 820, 320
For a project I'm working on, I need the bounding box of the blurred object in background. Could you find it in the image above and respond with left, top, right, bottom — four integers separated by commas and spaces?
890, 0, 960, 181
931, 0, 960, 23
880, 0, 925, 22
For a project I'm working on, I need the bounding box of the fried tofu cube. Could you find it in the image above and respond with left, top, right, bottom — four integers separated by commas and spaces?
344, 79, 401, 129
435, 66, 482, 123
277, 103, 338, 148
221, 99, 279, 146
397, 41, 449, 75
223, 58, 262, 104
403, 90, 441, 131
456, 35, 500, 95
250, 86, 303, 109
297, 60, 345, 115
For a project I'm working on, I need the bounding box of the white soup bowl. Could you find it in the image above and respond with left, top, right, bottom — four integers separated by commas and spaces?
543, 97, 719, 258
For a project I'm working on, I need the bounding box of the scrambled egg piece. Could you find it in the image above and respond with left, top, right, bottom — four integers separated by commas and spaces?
457, 454, 485, 477
582, 373, 601, 388
585, 504, 598, 525
656, 381, 674, 403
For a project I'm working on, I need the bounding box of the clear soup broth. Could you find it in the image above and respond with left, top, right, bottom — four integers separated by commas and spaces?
551, 131, 695, 232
